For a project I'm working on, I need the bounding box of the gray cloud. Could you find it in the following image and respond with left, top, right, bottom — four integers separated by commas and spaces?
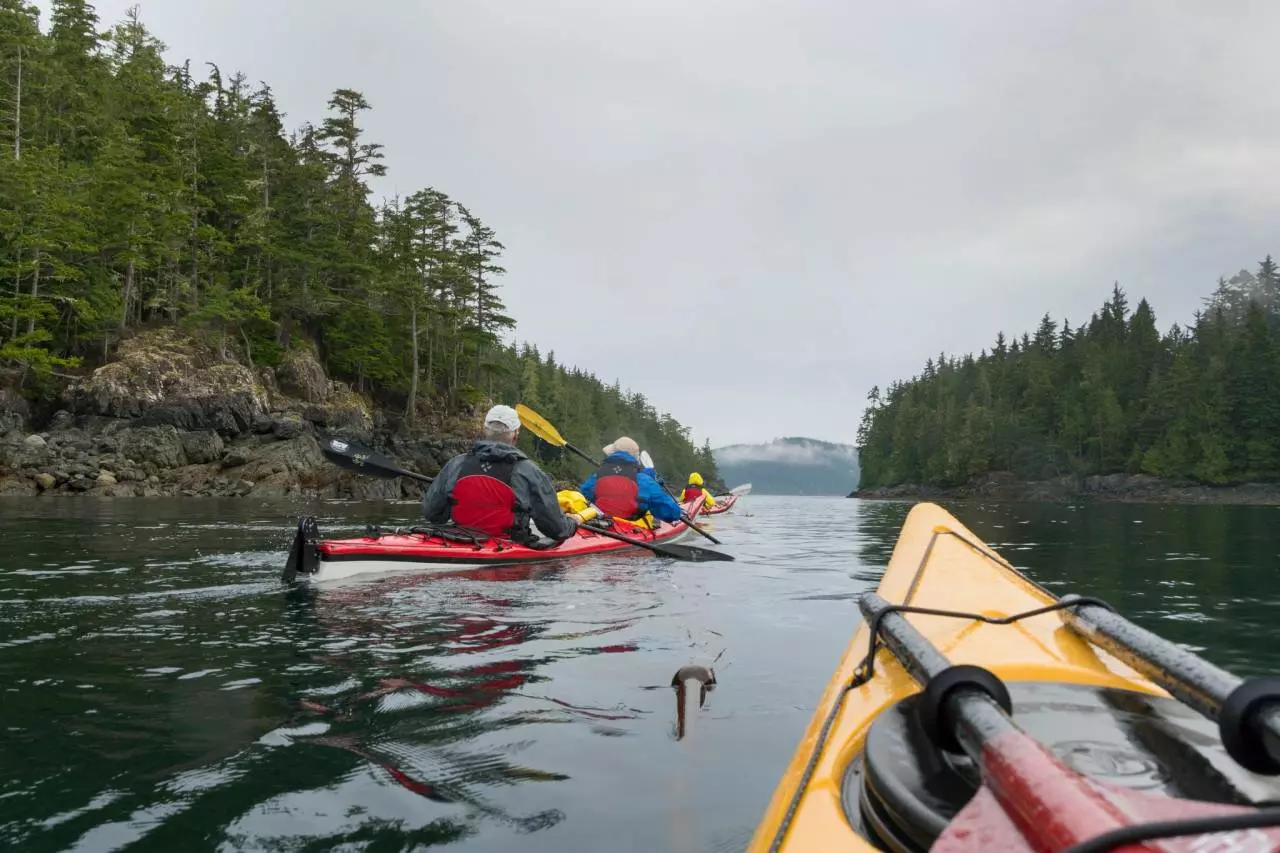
715, 439, 859, 467
38, 0, 1280, 446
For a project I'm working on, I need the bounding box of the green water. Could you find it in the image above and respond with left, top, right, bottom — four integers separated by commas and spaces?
2, 496, 1279, 852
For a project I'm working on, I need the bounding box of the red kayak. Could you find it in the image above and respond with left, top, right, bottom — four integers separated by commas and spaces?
703, 494, 739, 515
286, 500, 706, 582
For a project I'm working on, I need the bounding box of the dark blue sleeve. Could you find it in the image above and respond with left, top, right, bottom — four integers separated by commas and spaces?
579, 472, 598, 501
637, 474, 683, 522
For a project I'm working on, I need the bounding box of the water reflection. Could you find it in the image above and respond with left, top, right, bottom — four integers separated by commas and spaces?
5, 496, 1280, 852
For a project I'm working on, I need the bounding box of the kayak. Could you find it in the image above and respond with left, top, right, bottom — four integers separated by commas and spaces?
286, 499, 705, 583
703, 494, 739, 515
750, 502, 1280, 852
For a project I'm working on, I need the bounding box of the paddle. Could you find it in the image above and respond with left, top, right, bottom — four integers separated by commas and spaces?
513, 403, 723, 546
639, 450, 659, 479
317, 433, 732, 563
514, 403, 598, 467
574, 520, 733, 562
858, 592, 1280, 852
1060, 594, 1280, 774
643, 448, 687, 500
319, 434, 433, 484
729, 483, 752, 496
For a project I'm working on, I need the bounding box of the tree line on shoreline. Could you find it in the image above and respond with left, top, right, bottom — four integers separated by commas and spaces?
856, 257, 1280, 489
0, 1, 718, 485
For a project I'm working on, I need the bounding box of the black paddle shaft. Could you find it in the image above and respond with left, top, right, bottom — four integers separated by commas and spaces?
859, 592, 1018, 763
319, 435, 433, 484
575, 521, 734, 562
1060, 594, 1280, 774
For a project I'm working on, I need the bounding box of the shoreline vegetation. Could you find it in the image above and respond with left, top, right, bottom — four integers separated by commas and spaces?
0, 3, 717, 497
854, 257, 1280, 507
852, 473, 1280, 505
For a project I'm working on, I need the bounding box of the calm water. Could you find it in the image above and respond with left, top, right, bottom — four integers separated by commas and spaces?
3, 496, 1280, 852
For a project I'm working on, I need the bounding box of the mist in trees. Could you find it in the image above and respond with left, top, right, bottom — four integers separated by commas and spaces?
0, 1, 717, 483
857, 259, 1280, 489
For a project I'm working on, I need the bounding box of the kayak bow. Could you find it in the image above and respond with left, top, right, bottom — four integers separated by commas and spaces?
750, 502, 1280, 852
703, 494, 739, 515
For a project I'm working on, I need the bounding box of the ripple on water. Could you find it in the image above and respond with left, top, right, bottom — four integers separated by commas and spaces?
3, 497, 1279, 853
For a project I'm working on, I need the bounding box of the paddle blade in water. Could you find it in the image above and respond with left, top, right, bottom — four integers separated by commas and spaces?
282, 516, 321, 584
654, 544, 735, 562
515, 403, 566, 447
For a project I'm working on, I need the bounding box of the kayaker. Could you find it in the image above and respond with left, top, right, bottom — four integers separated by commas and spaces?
679, 472, 716, 511
421, 404, 578, 543
579, 436, 684, 525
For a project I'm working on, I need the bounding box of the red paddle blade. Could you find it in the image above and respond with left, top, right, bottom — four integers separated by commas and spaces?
933, 729, 1280, 853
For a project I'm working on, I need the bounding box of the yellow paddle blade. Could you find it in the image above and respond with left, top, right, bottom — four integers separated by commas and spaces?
515, 403, 567, 447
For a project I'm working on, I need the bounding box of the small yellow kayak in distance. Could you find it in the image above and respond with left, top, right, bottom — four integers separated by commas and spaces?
749, 502, 1280, 852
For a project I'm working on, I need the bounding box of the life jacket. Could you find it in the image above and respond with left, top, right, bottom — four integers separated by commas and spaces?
682, 485, 705, 502
448, 453, 528, 538
592, 457, 641, 519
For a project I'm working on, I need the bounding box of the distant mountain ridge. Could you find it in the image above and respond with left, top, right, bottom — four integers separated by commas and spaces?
712, 437, 860, 496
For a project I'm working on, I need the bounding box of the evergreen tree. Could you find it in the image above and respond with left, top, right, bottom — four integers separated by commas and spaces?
0, 2, 714, 478
858, 263, 1280, 488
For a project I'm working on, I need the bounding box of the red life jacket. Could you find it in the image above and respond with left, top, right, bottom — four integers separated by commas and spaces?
448, 453, 527, 538
683, 485, 705, 501
592, 458, 641, 519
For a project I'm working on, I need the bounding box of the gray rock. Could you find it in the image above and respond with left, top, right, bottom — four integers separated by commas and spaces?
96, 471, 118, 487
235, 436, 325, 483
0, 390, 30, 436
0, 476, 36, 495
116, 425, 188, 470
34, 473, 56, 491
23, 434, 47, 448
271, 418, 305, 440
222, 446, 253, 468
64, 329, 270, 433
181, 430, 225, 464
47, 410, 75, 432
68, 476, 94, 492
276, 347, 331, 403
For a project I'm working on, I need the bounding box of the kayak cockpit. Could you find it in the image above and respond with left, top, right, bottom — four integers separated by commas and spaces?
842, 680, 1280, 852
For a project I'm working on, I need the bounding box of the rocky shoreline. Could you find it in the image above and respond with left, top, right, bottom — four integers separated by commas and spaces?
851, 471, 1280, 505
0, 330, 470, 499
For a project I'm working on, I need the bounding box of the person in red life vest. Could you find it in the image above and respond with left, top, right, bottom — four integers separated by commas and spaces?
679, 471, 716, 510
579, 436, 683, 524
421, 404, 578, 543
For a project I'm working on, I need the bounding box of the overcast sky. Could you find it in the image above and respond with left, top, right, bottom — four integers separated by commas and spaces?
33, 0, 1280, 447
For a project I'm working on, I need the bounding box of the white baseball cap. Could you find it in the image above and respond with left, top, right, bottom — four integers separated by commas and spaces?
484, 404, 521, 432
603, 436, 640, 457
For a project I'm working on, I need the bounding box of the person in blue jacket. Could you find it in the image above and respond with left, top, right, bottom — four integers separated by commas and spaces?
580, 436, 683, 524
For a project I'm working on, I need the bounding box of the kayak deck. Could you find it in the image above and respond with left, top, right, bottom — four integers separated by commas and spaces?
293, 500, 705, 582
750, 502, 1171, 852
704, 494, 738, 514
